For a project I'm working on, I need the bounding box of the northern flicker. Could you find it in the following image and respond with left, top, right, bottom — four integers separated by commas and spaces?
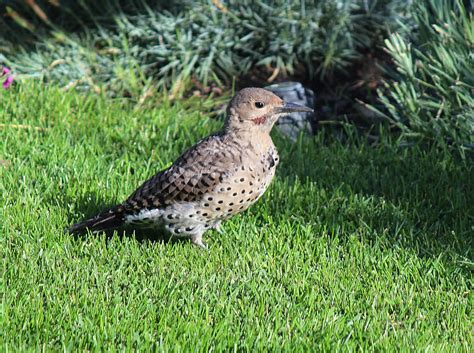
69, 87, 313, 247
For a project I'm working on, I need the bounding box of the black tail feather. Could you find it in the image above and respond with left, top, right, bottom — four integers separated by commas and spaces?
69, 205, 125, 234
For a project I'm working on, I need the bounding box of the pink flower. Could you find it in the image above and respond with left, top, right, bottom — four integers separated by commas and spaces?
1, 67, 14, 89
3, 75, 14, 89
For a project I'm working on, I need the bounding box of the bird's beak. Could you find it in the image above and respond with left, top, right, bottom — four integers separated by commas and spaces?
276, 102, 314, 114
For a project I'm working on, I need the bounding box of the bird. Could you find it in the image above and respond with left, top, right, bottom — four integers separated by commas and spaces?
69, 87, 313, 248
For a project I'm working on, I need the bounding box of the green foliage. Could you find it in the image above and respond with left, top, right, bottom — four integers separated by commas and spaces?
0, 0, 412, 97
1, 81, 472, 350
374, 0, 474, 151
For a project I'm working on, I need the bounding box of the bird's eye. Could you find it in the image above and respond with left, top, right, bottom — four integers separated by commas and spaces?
255, 101, 265, 109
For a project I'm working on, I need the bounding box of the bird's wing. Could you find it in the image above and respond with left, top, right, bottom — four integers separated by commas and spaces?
122, 134, 241, 212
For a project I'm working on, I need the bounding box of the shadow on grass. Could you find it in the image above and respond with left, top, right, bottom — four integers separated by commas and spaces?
273, 136, 473, 265
50, 191, 191, 246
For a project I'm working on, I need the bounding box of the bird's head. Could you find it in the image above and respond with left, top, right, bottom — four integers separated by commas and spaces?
224, 87, 313, 134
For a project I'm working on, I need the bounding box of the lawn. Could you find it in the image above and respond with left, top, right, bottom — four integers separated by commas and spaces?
1, 82, 472, 351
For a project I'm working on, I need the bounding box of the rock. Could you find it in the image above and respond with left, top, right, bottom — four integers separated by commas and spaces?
265, 82, 315, 141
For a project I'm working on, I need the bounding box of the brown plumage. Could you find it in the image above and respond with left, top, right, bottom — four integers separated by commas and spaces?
69, 87, 313, 247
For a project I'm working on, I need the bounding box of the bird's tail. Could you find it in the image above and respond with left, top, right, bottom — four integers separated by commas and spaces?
69, 205, 125, 234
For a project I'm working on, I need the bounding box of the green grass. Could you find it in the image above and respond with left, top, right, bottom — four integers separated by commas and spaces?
1, 82, 472, 351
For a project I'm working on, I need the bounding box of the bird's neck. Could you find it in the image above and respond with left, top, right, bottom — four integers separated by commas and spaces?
223, 128, 275, 155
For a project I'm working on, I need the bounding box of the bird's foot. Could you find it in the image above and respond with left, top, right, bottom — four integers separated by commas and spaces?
190, 234, 207, 249
212, 222, 223, 234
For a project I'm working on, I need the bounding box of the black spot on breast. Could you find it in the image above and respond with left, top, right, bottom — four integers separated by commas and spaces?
227, 187, 231, 191
202, 213, 208, 217
185, 227, 193, 231
216, 207, 221, 211
204, 203, 209, 207
241, 190, 245, 194
167, 214, 173, 219
268, 154, 275, 168
229, 202, 234, 206
233, 192, 237, 196
218, 200, 223, 204
208, 197, 213, 201
240, 178, 245, 182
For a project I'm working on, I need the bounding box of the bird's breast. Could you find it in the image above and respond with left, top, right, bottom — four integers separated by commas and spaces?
124, 140, 279, 237
172, 145, 280, 224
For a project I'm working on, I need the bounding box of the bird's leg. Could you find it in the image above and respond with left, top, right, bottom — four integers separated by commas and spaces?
212, 221, 223, 234
190, 233, 207, 249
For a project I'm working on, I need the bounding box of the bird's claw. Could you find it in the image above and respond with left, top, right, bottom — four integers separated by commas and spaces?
190, 234, 208, 249
213, 222, 224, 234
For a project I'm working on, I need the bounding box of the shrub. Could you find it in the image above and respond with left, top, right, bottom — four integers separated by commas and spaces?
373, 0, 473, 151
0, 0, 412, 98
